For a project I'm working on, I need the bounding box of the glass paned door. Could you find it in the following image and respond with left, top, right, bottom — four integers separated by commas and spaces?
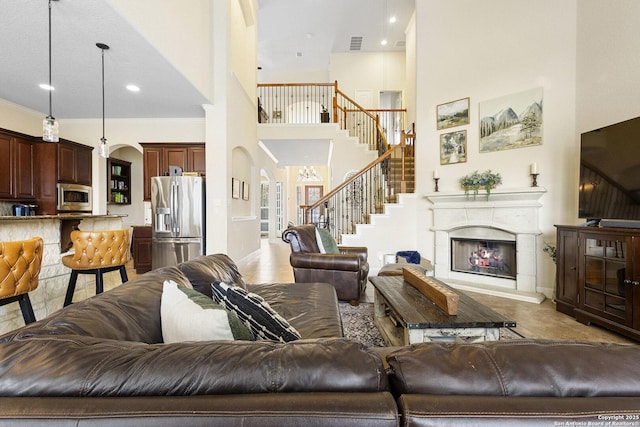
305, 185, 323, 226
582, 236, 631, 325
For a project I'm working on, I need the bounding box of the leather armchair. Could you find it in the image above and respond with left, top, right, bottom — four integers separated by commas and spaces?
282, 224, 368, 305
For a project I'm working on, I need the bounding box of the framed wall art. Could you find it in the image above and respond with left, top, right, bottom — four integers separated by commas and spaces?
232, 178, 240, 199
439, 130, 467, 165
242, 181, 250, 201
479, 87, 543, 153
436, 97, 470, 130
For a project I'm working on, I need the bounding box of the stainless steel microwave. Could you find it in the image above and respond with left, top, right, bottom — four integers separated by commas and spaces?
57, 183, 93, 212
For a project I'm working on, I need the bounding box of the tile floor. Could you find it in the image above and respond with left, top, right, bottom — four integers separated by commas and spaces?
235, 239, 636, 345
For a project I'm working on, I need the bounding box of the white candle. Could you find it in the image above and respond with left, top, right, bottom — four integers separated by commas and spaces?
530, 163, 538, 174
433, 169, 439, 179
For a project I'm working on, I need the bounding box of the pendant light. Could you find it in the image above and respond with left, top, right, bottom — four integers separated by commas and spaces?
42, 0, 59, 142
97, 42, 110, 158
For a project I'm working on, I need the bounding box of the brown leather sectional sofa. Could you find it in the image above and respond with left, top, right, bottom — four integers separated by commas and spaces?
1, 254, 639, 426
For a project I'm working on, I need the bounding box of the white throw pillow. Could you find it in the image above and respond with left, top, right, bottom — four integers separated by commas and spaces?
161, 280, 254, 343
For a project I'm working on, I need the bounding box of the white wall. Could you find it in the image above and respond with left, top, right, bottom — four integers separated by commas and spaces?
0, 99, 44, 136
414, 0, 578, 295
576, 0, 640, 132
108, 0, 213, 100
206, 0, 269, 261
330, 52, 406, 108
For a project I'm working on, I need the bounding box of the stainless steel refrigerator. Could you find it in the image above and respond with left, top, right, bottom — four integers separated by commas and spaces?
151, 175, 205, 269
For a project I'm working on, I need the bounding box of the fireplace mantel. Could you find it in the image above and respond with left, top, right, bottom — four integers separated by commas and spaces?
426, 187, 547, 303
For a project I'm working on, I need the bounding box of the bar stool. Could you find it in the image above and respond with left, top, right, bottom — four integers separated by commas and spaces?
0, 237, 44, 324
62, 229, 131, 306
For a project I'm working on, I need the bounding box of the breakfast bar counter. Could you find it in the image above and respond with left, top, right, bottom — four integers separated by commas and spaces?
0, 214, 127, 334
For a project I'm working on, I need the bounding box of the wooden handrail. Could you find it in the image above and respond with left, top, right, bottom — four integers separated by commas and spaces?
306, 137, 403, 214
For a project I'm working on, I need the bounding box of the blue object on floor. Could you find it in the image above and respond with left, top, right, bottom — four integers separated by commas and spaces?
396, 250, 421, 264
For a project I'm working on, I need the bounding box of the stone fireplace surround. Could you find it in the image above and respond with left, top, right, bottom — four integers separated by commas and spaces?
426, 188, 547, 303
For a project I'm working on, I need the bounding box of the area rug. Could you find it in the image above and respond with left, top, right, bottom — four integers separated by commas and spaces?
339, 303, 523, 347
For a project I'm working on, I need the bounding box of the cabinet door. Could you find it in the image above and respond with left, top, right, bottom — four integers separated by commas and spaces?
34, 142, 58, 214
14, 137, 35, 199
75, 146, 93, 185
164, 147, 189, 172
58, 143, 76, 183
632, 237, 640, 331
0, 133, 13, 198
579, 233, 632, 327
188, 146, 206, 174
555, 228, 578, 315
132, 226, 152, 274
143, 147, 162, 201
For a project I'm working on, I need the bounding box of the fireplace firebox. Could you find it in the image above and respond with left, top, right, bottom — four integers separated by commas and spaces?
451, 238, 517, 280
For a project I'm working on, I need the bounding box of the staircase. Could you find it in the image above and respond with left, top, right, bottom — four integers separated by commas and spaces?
257, 82, 416, 244
386, 152, 415, 204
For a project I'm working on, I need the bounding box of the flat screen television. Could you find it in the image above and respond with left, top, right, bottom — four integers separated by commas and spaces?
579, 116, 640, 226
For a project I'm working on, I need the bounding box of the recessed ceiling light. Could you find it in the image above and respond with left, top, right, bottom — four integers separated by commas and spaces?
39, 83, 54, 91
126, 84, 140, 92
380, 39, 388, 46
389, 16, 397, 24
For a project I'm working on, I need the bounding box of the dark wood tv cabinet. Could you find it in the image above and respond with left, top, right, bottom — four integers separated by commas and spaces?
555, 225, 640, 341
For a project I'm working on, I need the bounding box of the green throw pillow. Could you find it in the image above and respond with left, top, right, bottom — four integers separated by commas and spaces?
315, 227, 340, 254
161, 280, 254, 343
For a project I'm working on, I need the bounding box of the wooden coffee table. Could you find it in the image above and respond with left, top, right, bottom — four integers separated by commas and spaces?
369, 275, 516, 346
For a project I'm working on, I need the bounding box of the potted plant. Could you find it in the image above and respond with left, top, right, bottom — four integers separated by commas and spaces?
543, 241, 557, 264
459, 170, 502, 199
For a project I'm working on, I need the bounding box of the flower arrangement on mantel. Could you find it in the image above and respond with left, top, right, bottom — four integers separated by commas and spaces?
459, 170, 502, 199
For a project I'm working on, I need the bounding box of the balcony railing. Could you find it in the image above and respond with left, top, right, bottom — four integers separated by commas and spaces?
258, 81, 405, 150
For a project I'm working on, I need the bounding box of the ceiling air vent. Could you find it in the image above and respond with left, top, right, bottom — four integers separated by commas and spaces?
296, 51, 303, 57
350, 36, 363, 51
395, 40, 406, 48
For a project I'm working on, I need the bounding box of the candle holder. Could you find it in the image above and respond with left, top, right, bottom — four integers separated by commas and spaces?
530, 173, 539, 187
434, 177, 440, 192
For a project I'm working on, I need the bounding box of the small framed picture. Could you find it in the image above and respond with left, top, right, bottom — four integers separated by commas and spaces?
439, 130, 467, 165
436, 97, 470, 130
232, 178, 240, 199
242, 181, 249, 201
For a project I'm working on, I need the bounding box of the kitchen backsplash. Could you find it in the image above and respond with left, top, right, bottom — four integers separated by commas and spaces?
0, 202, 13, 216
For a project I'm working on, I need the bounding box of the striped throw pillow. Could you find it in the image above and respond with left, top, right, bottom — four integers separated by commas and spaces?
211, 281, 302, 342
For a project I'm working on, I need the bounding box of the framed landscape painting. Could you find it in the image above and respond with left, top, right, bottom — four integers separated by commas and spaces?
437, 97, 470, 130
439, 130, 467, 165
479, 87, 543, 153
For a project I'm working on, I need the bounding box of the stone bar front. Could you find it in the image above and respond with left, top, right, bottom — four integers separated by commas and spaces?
0, 214, 125, 334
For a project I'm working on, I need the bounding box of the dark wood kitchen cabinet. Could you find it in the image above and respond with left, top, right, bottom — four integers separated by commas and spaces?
141, 143, 205, 200
132, 225, 152, 274
556, 224, 640, 342
0, 130, 35, 200
35, 139, 93, 214
58, 140, 93, 185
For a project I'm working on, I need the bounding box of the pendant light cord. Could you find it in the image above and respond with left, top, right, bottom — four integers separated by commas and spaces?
48, 0, 53, 119
101, 47, 105, 141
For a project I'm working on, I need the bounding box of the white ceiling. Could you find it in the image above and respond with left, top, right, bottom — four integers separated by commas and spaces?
257, 0, 414, 73
0, 0, 414, 165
